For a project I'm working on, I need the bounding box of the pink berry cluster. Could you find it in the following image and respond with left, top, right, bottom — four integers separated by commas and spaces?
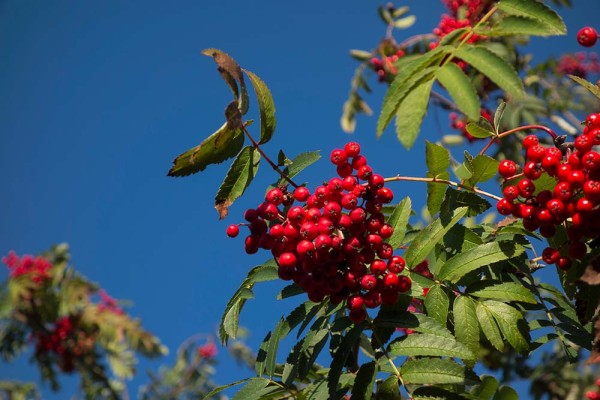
496, 113, 600, 269
450, 108, 492, 142
371, 49, 405, 82
556, 52, 600, 79
227, 142, 412, 323
97, 289, 124, 315
34, 315, 96, 373
430, 0, 490, 50
442, 0, 490, 20
586, 379, 600, 400
198, 339, 217, 360
2, 251, 52, 284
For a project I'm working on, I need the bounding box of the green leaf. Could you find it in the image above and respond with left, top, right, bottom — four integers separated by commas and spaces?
374, 310, 454, 338
481, 300, 530, 353
492, 386, 519, 400
167, 121, 245, 177
412, 387, 472, 400
425, 141, 450, 216
219, 262, 279, 344
454, 46, 523, 98
437, 241, 525, 282
232, 377, 272, 400
377, 47, 448, 136
395, 77, 435, 149
277, 151, 321, 186
436, 63, 480, 120
493, 101, 506, 133
468, 281, 536, 304
202, 48, 249, 114
476, 301, 504, 351
497, 0, 566, 36
405, 207, 468, 268
568, 75, 600, 100
328, 323, 366, 398
388, 333, 474, 360
386, 197, 412, 249
470, 375, 500, 400
466, 120, 494, 139
277, 284, 304, 300
244, 69, 276, 144
490, 16, 564, 37
214, 146, 260, 219
440, 187, 491, 218
401, 358, 479, 385
351, 361, 376, 400
255, 317, 287, 378
424, 285, 449, 326
453, 296, 479, 367
202, 377, 255, 399
467, 155, 500, 187
376, 376, 402, 400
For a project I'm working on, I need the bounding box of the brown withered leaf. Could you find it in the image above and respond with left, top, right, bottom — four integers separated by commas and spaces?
215, 199, 232, 220
588, 313, 600, 364
202, 48, 249, 115
580, 255, 600, 285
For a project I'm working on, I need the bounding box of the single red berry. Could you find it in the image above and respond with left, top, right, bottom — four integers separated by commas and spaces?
526, 145, 546, 162
496, 198, 514, 215
349, 307, 367, 323
577, 26, 598, 47
517, 178, 536, 198
553, 181, 573, 201
351, 155, 368, 170
357, 165, 373, 180
398, 275, 412, 292
522, 162, 542, 180
582, 151, 600, 171
556, 256, 572, 270
330, 149, 348, 166
344, 142, 361, 158
226, 224, 240, 238
347, 295, 365, 311
522, 135, 539, 149
498, 160, 518, 179
377, 187, 394, 203
363, 290, 382, 308
278, 252, 297, 268
387, 256, 405, 273
336, 163, 353, 178
574, 134, 593, 153
371, 259, 388, 275
542, 247, 560, 264
360, 274, 378, 290
293, 186, 310, 202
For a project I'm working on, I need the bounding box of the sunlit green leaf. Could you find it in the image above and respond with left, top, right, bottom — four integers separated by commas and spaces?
389, 333, 474, 360
395, 77, 435, 149
481, 300, 530, 353
436, 63, 480, 120
497, 0, 566, 36
386, 197, 412, 249
468, 281, 536, 304
453, 295, 479, 367
277, 151, 321, 186
244, 69, 276, 144
476, 301, 504, 351
401, 358, 479, 385
424, 285, 449, 326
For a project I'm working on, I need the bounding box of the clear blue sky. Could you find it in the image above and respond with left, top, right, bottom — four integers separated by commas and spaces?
1, 1, 599, 398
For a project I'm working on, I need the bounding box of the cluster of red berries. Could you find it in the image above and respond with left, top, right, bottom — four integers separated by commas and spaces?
450, 108, 492, 142
496, 113, 600, 269
97, 289, 124, 315
556, 52, 600, 79
34, 315, 95, 373
578, 27, 598, 48
586, 379, 600, 400
442, 0, 490, 21
370, 49, 405, 82
227, 142, 412, 323
2, 251, 52, 284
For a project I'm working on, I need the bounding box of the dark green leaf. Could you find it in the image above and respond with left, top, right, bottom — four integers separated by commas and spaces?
405, 207, 468, 268
377, 48, 448, 136
453, 295, 479, 367
328, 323, 366, 398
374, 310, 453, 338
454, 46, 524, 98
440, 187, 491, 217
492, 386, 518, 400
386, 197, 412, 249
468, 281, 536, 304
412, 386, 472, 400
214, 146, 260, 219
481, 300, 530, 353
244, 69, 276, 144
219, 261, 279, 344
167, 122, 245, 177
277, 151, 321, 186
497, 0, 566, 36
437, 241, 525, 282
277, 284, 304, 300
202, 377, 254, 399
389, 333, 474, 360
351, 361, 377, 400
425, 141, 450, 216
467, 155, 500, 186
466, 120, 494, 139
424, 285, 449, 326
476, 301, 505, 351
436, 63, 480, 120
395, 77, 435, 149
401, 358, 479, 385
376, 376, 401, 400
470, 375, 500, 400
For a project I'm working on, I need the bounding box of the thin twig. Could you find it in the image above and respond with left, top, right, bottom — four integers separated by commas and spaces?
385, 175, 502, 201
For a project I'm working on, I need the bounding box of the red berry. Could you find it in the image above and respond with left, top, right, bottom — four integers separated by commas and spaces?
226, 224, 240, 238
360, 274, 378, 290
556, 256, 572, 270
383, 272, 400, 289
522, 135, 539, 149
577, 26, 598, 47
330, 149, 348, 166
347, 295, 364, 311
498, 160, 518, 179
357, 165, 373, 180
517, 178, 536, 198
349, 307, 367, 323
496, 198, 514, 215
387, 256, 405, 273
293, 186, 310, 202
344, 142, 361, 157
542, 247, 560, 264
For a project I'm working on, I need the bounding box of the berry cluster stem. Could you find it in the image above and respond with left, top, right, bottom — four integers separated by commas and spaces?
241, 124, 299, 188
479, 125, 559, 157
384, 175, 502, 201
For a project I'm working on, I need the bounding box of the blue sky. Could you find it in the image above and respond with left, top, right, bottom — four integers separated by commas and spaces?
1, 1, 599, 398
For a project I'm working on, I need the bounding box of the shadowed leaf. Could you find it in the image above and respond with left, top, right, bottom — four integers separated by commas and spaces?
215, 146, 260, 219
